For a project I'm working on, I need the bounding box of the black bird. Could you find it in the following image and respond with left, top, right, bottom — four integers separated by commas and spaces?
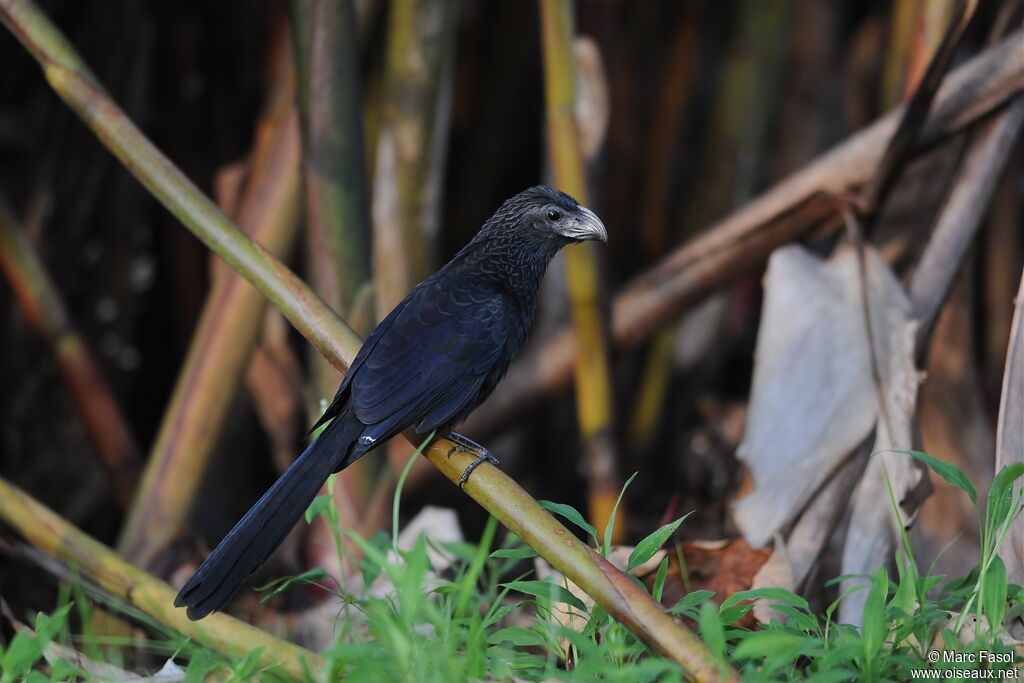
175, 185, 607, 620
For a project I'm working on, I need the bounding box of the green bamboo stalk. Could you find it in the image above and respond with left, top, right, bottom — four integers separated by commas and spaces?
118, 54, 304, 568
0, 199, 141, 510
538, 0, 624, 544
0, 477, 326, 679
369, 0, 457, 504
291, 0, 376, 519
372, 0, 456, 313
290, 0, 374, 388
1, 3, 732, 677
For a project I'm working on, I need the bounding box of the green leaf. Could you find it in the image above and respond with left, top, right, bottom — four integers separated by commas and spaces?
225, 647, 264, 682
538, 500, 597, 540
718, 603, 754, 624
487, 646, 547, 671
1, 630, 34, 683
455, 513, 497, 618
305, 493, 334, 524
487, 627, 546, 647
489, 547, 539, 560
987, 463, 1024, 531
441, 540, 481, 563
652, 556, 669, 602
397, 535, 430, 620
501, 580, 587, 611
1, 604, 72, 683
698, 601, 725, 657
32, 603, 71, 646
861, 565, 888, 665
772, 604, 819, 632
733, 630, 805, 660
393, 431, 435, 552
627, 512, 692, 570
255, 568, 330, 603
983, 555, 1008, 630
901, 450, 977, 504
721, 587, 810, 613
669, 589, 716, 617
361, 530, 391, 587
604, 472, 638, 556
803, 668, 861, 682
941, 629, 957, 650
891, 551, 917, 624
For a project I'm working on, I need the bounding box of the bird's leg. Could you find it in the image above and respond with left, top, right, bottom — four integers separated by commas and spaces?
445, 431, 500, 486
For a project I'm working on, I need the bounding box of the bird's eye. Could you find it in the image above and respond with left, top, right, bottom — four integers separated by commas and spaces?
546, 209, 562, 221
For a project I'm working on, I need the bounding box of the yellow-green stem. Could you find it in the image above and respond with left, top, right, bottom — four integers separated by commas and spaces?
0, 477, 326, 679
538, 0, 623, 543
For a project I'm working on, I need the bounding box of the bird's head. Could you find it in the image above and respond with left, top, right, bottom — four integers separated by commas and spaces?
496, 185, 607, 245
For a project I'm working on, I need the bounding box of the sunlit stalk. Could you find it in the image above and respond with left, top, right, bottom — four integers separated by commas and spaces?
538, 0, 624, 544
0, 477, 326, 679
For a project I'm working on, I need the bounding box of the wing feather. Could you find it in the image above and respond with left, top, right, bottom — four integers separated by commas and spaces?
350, 278, 512, 435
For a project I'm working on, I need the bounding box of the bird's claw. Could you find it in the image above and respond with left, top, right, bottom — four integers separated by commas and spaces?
457, 451, 501, 487
445, 431, 499, 487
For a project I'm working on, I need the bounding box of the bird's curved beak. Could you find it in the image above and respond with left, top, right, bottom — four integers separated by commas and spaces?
564, 206, 608, 243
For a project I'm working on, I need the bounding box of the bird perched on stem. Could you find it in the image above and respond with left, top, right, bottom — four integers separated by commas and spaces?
175, 185, 607, 620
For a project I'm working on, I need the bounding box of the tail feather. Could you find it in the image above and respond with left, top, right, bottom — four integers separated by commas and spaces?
175, 413, 360, 620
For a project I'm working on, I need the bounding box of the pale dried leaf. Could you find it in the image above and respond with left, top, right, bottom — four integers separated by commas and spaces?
751, 535, 796, 625
950, 613, 1024, 657
996, 272, 1024, 586
573, 36, 610, 161
733, 245, 881, 547
391, 504, 464, 574
672, 295, 729, 370
44, 643, 185, 682
43, 641, 141, 681
785, 454, 864, 587
839, 245, 923, 627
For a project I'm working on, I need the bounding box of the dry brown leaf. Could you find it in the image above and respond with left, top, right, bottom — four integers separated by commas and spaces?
633, 539, 774, 630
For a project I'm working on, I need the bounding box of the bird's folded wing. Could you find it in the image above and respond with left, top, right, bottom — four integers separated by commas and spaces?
351, 279, 512, 435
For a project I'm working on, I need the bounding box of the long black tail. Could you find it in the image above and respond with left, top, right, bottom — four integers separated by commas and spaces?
175, 413, 360, 620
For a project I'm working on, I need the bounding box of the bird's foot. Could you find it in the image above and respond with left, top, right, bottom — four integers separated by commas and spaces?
446, 432, 500, 487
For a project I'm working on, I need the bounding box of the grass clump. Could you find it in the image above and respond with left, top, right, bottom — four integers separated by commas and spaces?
2, 453, 1021, 681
